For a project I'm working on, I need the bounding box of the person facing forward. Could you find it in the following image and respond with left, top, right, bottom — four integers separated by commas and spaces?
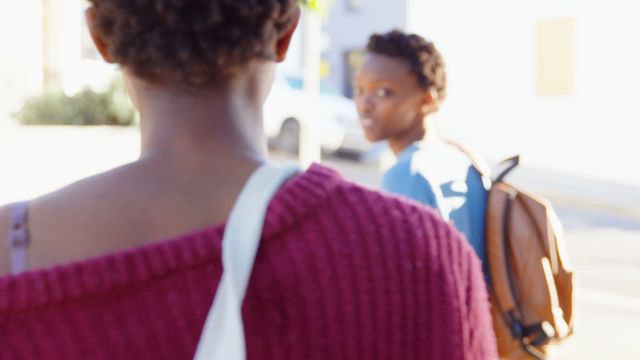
0, 3, 495, 360
354, 30, 489, 266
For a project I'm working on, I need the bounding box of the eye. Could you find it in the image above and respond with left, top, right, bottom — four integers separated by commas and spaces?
376, 88, 391, 97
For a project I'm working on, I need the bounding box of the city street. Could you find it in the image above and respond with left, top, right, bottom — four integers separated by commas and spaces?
0, 125, 638, 359
2, 1, 639, 358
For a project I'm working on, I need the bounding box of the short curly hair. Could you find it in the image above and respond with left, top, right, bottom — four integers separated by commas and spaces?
366, 30, 447, 101
87, 0, 299, 86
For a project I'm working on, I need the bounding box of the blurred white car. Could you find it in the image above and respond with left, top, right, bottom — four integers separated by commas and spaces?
263, 73, 371, 155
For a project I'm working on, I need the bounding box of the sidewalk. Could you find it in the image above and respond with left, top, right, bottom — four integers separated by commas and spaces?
507, 165, 640, 220
0, 124, 139, 204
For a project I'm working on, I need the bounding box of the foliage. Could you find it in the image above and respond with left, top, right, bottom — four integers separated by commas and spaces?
301, 0, 333, 16
17, 77, 135, 126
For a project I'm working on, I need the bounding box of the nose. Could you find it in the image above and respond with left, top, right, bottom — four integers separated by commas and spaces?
356, 94, 375, 115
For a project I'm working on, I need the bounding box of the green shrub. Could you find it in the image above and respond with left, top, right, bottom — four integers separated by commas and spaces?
18, 77, 136, 126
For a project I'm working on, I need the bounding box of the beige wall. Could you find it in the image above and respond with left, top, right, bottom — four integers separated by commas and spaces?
536, 18, 575, 97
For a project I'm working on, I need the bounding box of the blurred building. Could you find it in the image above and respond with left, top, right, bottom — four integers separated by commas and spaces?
1, 0, 638, 196
322, 0, 408, 97
324, 0, 640, 192
0, 2, 43, 120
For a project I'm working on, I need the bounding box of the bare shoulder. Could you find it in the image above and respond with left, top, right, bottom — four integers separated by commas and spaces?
2, 162, 156, 273
7, 158, 227, 272
0, 176, 115, 276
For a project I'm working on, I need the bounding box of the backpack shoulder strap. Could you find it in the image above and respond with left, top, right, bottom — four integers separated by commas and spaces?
446, 140, 522, 185
445, 140, 493, 190
194, 162, 301, 360
445, 140, 492, 177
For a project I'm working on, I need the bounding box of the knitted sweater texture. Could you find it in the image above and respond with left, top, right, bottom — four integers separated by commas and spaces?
0, 164, 496, 359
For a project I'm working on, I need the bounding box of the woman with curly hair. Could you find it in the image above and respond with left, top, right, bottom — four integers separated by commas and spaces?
0, 3, 495, 359
354, 30, 489, 267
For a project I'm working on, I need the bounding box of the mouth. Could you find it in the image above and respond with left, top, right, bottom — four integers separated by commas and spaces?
359, 117, 379, 141
360, 117, 375, 129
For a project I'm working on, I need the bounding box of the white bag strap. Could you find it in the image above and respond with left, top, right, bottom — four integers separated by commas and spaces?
193, 162, 300, 360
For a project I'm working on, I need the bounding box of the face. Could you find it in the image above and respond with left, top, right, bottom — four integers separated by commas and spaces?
353, 53, 428, 143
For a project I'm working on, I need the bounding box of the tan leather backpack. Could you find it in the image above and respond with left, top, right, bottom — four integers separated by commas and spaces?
451, 145, 575, 360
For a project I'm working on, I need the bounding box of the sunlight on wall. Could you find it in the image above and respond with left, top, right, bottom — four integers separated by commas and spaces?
0, 2, 43, 117
60, 0, 117, 94
537, 18, 575, 96
407, 0, 640, 187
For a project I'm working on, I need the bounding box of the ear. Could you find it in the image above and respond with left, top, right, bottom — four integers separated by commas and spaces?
275, 8, 301, 62
85, 7, 115, 64
421, 88, 440, 115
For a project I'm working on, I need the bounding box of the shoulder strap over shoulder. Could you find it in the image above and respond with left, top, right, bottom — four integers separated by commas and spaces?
445, 140, 492, 177
6, 201, 31, 274
445, 140, 494, 190
193, 162, 301, 360
446, 140, 521, 185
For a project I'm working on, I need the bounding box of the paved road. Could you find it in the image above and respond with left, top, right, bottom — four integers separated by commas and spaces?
551, 205, 640, 359
1, 125, 638, 359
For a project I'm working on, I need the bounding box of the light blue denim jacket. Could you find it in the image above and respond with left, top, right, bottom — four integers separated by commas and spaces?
381, 140, 488, 265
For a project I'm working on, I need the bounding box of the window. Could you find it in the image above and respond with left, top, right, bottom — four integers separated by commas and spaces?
536, 18, 575, 96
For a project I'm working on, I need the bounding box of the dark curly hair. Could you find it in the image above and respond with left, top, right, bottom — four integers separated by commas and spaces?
87, 0, 299, 86
367, 30, 447, 101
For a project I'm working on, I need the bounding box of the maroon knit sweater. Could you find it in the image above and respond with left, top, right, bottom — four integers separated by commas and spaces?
0, 164, 496, 360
